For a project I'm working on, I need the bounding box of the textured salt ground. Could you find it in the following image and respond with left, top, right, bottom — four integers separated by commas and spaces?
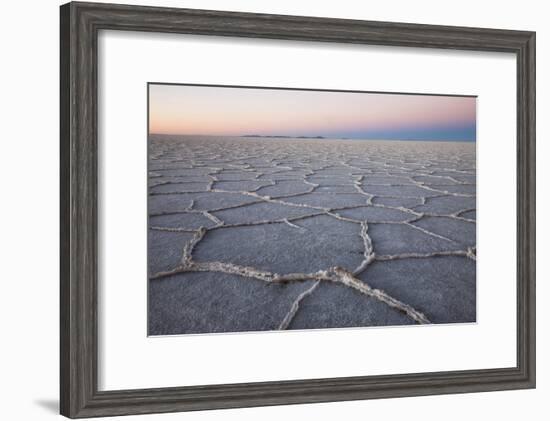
149, 272, 317, 335
287, 282, 414, 329
367, 223, 460, 255
413, 195, 476, 214
213, 180, 271, 192
211, 202, 316, 224
148, 135, 476, 335
372, 196, 423, 208
283, 193, 368, 208
192, 215, 365, 274
316, 185, 359, 194
148, 230, 195, 275
150, 182, 210, 194
149, 192, 259, 214
307, 176, 354, 186
358, 256, 476, 323
462, 210, 476, 220
256, 181, 314, 197
150, 212, 216, 230
216, 171, 261, 181
361, 184, 443, 198
412, 216, 476, 246
364, 176, 417, 185
335, 206, 413, 222
149, 175, 210, 185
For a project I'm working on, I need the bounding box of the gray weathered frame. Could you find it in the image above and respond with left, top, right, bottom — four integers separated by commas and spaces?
60, 1, 536, 418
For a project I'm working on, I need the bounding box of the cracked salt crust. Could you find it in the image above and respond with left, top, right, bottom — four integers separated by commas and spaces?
148, 135, 476, 333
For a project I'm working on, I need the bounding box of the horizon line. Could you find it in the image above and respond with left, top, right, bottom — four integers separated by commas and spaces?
148, 133, 476, 142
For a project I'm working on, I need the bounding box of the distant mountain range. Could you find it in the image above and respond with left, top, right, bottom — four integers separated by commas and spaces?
242, 134, 326, 139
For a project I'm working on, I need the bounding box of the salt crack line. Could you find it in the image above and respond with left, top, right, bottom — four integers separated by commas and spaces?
405, 222, 455, 243
415, 183, 475, 198
283, 218, 306, 232
278, 281, 321, 330
181, 227, 206, 264
331, 267, 430, 324
150, 226, 198, 233
376, 249, 475, 262
203, 211, 224, 226
353, 221, 376, 275
151, 261, 430, 325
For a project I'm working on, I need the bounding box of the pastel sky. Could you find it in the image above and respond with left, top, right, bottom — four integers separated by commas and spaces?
149, 84, 476, 141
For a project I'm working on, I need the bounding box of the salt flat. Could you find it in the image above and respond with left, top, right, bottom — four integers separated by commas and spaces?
148, 135, 476, 335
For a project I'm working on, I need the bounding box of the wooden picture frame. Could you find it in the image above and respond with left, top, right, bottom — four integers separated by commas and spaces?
60, 1, 535, 418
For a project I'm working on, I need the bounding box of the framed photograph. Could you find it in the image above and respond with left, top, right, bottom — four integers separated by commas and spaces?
60, 1, 535, 418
